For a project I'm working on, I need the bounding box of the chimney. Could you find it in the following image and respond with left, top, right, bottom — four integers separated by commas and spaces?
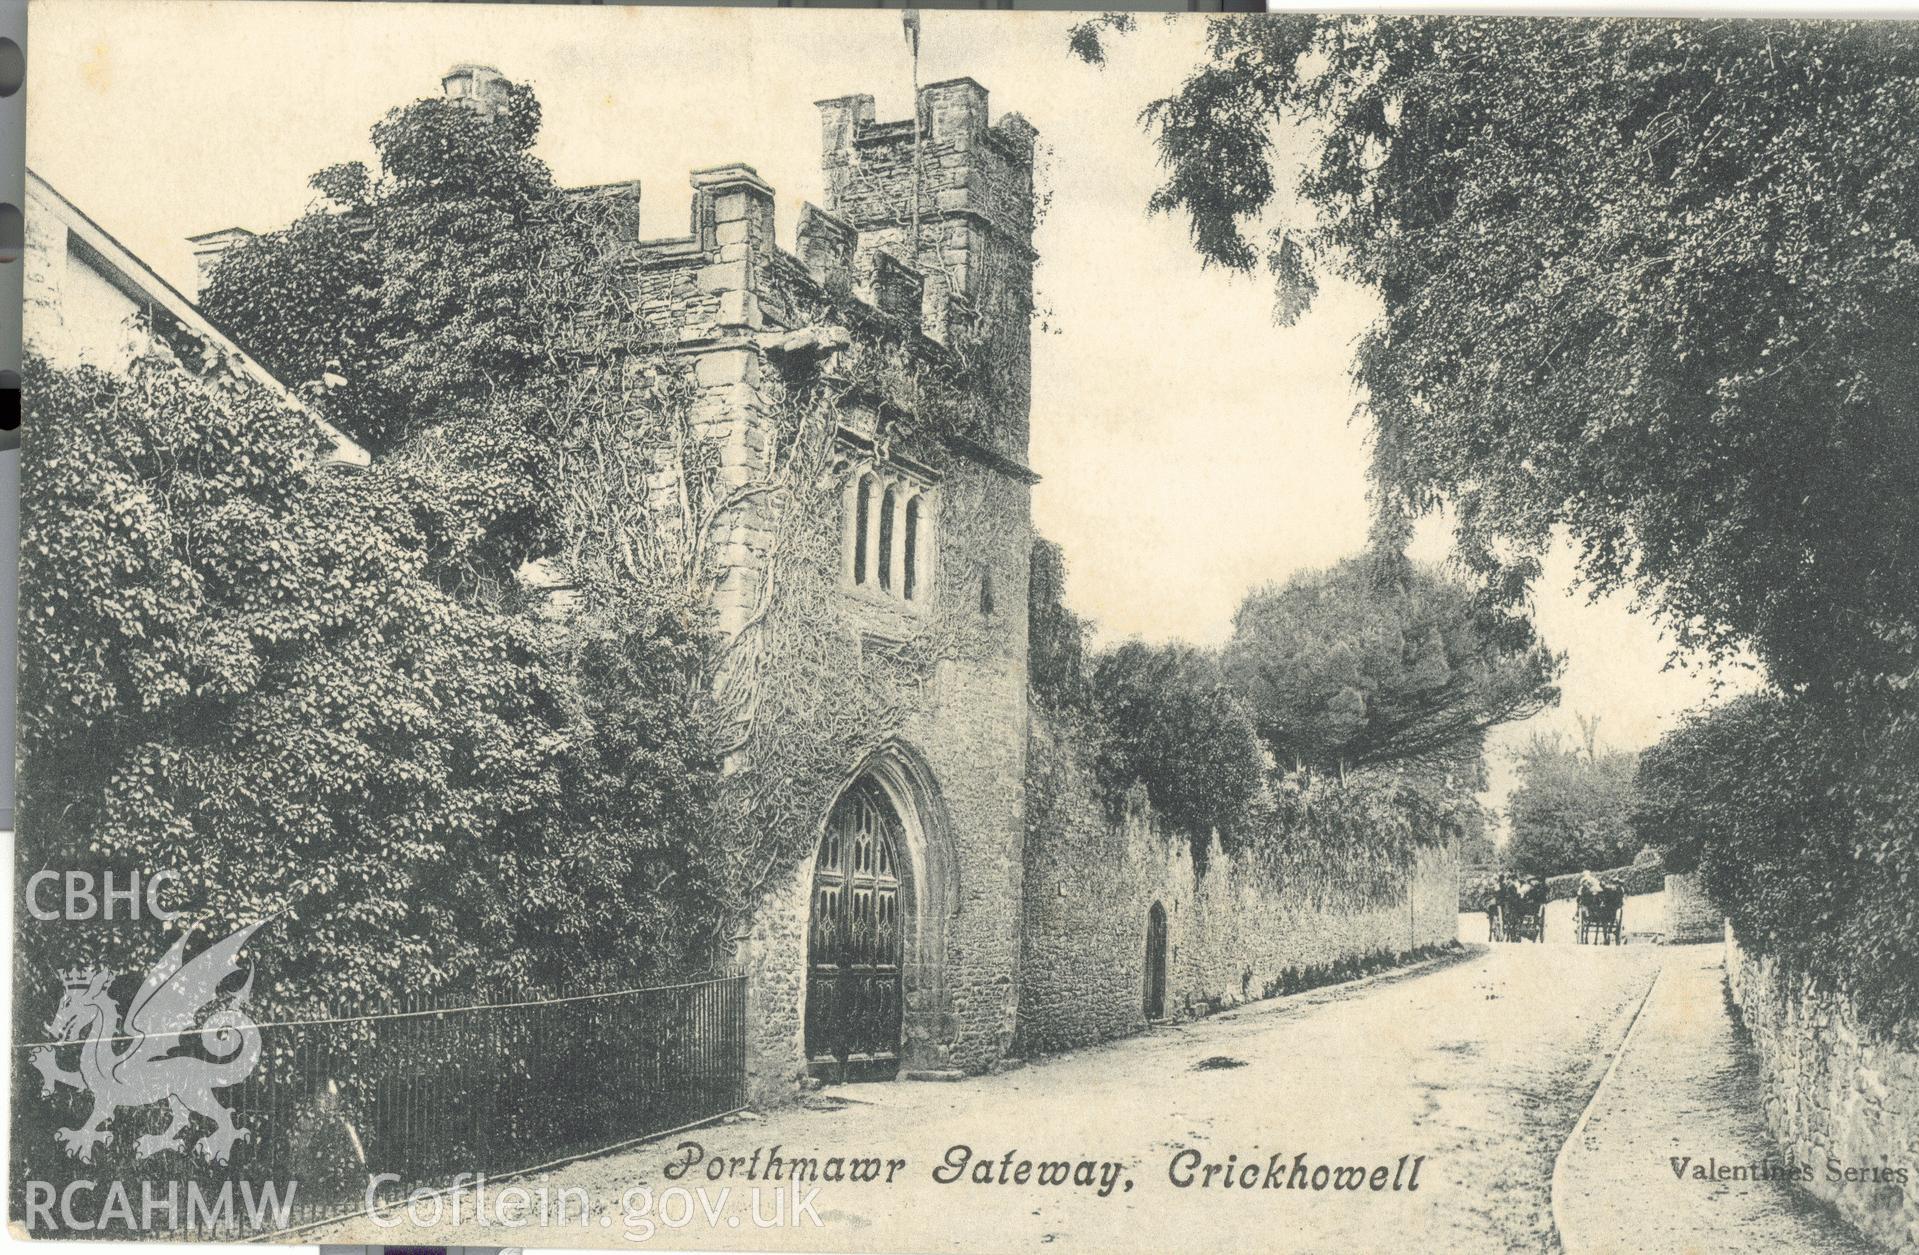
185, 227, 255, 298
441, 63, 510, 118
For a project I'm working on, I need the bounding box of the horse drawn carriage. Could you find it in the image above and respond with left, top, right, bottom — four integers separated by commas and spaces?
1575, 874, 1626, 945
1486, 875, 1546, 943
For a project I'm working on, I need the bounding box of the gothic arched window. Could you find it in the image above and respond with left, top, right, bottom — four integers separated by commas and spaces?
852, 473, 875, 586
846, 466, 934, 608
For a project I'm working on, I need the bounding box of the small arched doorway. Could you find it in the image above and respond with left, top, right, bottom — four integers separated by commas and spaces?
1144, 901, 1168, 1021
805, 780, 905, 1080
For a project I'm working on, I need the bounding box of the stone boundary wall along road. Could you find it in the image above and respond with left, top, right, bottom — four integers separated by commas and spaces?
1016, 712, 1460, 1057
1726, 928, 1919, 1251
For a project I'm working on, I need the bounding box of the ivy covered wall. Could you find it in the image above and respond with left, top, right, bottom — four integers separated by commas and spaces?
1016, 708, 1460, 1056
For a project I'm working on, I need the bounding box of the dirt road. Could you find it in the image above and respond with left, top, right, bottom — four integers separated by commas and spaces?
315, 944, 1692, 1253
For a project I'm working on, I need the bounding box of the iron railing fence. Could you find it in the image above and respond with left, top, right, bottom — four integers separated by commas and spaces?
10, 973, 747, 1237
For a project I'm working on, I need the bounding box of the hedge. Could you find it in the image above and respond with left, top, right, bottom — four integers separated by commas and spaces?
1634, 690, 1919, 1033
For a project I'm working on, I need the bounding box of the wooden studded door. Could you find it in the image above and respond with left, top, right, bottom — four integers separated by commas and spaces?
805, 782, 904, 1079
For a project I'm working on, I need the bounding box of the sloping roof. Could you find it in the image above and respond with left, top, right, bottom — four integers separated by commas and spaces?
26, 169, 371, 469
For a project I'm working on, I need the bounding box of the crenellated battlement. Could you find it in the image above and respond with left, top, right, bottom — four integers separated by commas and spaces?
602, 78, 1036, 457
818, 79, 1037, 245
816, 79, 1036, 426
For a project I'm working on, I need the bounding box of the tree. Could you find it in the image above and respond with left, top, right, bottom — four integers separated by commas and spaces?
1222, 551, 1559, 776
1084, 17, 1919, 697
20, 354, 482, 1003
1455, 806, 1498, 871
1501, 721, 1639, 879
199, 78, 622, 607
1028, 536, 1095, 716
1090, 641, 1266, 852
20, 351, 719, 1011
200, 81, 559, 454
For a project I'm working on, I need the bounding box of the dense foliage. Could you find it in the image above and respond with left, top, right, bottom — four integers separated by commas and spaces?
1635, 692, 1919, 1030
201, 82, 559, 454
1027, 537, 1095, 715
1028, 536, 1505, 878
1222, 552, 1559, 776
200, 81, 628, 612
27, 77, 728, 1011
17, 352, 718, 1012
1026, 539, 1260, 856
1082, 16, 1919, 1006
1091, 17, 1919, 696
1088, 642, 1266, 852
1455, 816, 1497, 871
1501, 724, 1639, 879
1257, 765, 1483, 903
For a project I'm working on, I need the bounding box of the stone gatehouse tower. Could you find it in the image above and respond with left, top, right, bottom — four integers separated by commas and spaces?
597, 78, 1041, 1100
750, 81, 1038, 1098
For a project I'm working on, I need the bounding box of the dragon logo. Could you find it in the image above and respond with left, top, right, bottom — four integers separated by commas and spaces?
30, 919, 268, 1165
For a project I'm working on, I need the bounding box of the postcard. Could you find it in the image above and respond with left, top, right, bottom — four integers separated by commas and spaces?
12, 3, 1916, 1251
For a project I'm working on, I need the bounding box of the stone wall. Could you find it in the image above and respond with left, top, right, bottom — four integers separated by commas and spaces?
1726, 929, 1919, 1251
1016, 713, 1460, 1056
732, 458, 1031, 1105
664, 83, 1037, 1107
1665, 870, 1722, 943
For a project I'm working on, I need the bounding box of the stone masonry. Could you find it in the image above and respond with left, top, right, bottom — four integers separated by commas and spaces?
598, 80, 1040, 1104
817, 82, 1037, 454
1017, 712, 1461, 1056
1727, 929, 1919, 1251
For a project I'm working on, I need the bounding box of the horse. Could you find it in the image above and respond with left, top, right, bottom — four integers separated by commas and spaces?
1489, 875, 1544, 942
1506, 876, 1546, 942
1484, 874, 1513, 941
1576, 875, 1626, 945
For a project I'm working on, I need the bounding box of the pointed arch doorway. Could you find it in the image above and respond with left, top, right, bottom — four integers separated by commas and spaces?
799, 746, 960, 1085
805, 780, 906, 1080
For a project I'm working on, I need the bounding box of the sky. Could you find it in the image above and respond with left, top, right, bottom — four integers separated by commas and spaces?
25, 0, 1755, 824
